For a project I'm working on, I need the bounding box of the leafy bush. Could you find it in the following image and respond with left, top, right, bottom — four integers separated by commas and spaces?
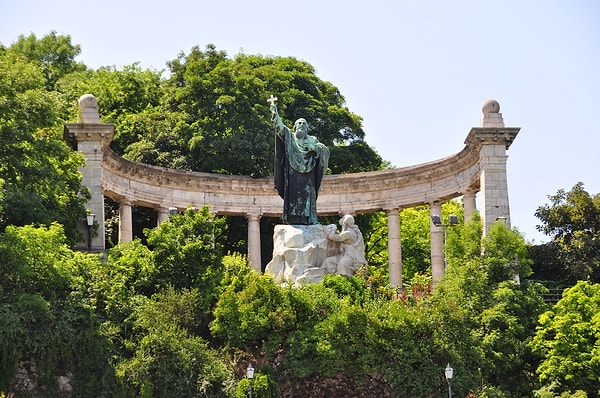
117, 325, 235, 397
530, 281, 600, 396
211, 272, 297, 351
236, 372, 280, 398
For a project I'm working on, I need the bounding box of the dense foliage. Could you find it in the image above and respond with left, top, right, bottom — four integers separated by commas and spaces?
531, 182, 600, 284
2, 31, 599, 398
1, 208, 559, 397
0, 34, 89, 243
530, 281, 600, 397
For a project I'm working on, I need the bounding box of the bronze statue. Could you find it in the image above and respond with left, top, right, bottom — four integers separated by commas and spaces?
269, 95, 329, 225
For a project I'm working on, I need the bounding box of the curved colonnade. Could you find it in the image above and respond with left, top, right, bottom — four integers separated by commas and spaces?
66, 94, 519, 288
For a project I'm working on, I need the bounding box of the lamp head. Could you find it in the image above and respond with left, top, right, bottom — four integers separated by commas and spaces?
246, 364, 255, 379
431, 215, 442, 226
445, 363, 453, 381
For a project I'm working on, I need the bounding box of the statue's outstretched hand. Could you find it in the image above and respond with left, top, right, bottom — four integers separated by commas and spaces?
267, 95, 278, 116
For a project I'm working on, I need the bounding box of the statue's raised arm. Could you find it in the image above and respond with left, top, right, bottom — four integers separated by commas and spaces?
267, 94, 285, 132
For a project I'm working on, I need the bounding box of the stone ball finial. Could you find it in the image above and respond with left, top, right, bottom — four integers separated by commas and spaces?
79, 94, 98, 109
482, 99, 500, 114
78, 94, 100, 123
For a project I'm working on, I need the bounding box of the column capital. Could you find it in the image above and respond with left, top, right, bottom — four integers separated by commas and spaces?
246, 212, 262, 221
384, 206, 401, 215
465, 127, 520, 150
63, 123, 114, 154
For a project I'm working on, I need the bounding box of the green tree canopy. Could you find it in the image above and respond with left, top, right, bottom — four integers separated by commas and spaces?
530, 281, 600, 396
116, 288, 235, 398
112, 44, 382, 177
439, 215, 546, 395
4, 31, 86, 90
534, 182, 600, 283
0, 37, 89, 243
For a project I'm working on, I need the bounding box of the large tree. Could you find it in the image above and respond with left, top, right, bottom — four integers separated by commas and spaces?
4, 31, 86, 90
533, 182, 600, 284
0, 37, 89, 243
439, 218, 544, 396
530, 281, 600, 396
122, 44, 383, 177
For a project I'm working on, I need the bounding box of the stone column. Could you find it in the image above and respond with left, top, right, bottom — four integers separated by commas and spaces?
247, 213, 262, 272
119, 200, 133, 243
463, 188, 477, 223
64, 94, 114, 252
430, 201, 444, 288
386, 208, 403, 290
157, 207, 170, 225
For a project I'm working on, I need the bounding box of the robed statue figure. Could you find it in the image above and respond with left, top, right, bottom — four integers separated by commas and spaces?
269, 97, 330, 225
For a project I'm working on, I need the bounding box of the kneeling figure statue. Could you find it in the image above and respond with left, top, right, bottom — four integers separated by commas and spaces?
323, 215, 367, 276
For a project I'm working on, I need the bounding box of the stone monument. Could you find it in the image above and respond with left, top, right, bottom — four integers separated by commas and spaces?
265, 96, 366, 285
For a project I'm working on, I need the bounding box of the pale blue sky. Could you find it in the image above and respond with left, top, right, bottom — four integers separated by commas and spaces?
2, 0, 599, 243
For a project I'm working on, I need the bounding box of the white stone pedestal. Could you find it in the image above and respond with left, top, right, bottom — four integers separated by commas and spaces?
265, 224, 340, 285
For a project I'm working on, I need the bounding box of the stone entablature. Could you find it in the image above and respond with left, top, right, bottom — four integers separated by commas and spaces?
101, 135, 504, 217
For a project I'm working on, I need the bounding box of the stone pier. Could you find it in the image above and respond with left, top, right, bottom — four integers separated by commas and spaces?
64, 94, 114, 252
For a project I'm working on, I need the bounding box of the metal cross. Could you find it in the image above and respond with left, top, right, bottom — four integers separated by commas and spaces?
267, 95, 278, 106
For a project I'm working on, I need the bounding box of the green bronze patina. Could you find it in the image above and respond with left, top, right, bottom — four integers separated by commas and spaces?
269, 96, 329, 225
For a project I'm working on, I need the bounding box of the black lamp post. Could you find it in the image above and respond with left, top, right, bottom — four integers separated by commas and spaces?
246, 364, 255, 398
86, 213, 95, 251
445, 363, 454, 398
